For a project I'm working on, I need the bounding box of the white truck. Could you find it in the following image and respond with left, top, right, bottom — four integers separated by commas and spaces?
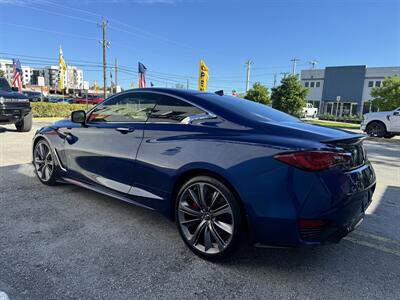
361, 107, 400, 138
302, 103, 318, 118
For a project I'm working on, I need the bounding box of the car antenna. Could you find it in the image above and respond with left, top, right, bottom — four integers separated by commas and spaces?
215, 90, 224, 96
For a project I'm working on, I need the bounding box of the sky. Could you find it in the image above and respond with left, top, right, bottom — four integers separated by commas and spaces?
0, 0, 399, 92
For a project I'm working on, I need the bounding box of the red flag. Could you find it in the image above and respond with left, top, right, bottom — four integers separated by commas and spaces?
138, 62, 146, 88
12, 59, 23, 92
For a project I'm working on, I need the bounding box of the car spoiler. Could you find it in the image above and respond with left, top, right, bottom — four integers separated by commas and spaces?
322, 134, 367, 145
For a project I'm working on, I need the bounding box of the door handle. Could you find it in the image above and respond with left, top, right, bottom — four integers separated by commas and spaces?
116, 127, 135, 134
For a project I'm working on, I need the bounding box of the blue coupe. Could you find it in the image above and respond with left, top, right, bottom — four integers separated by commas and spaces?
32, 88, 376, 260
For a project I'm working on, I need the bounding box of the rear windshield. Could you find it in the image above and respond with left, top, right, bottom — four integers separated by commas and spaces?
0, 78, 11, 92
196, 93, 299, 123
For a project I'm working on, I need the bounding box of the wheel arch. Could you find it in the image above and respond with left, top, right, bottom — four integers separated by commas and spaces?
366, 119, 387, 131
170, 168, 251, 233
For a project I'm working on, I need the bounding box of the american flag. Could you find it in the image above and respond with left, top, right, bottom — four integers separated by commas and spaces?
138, 62, 147, 88
12, 59, 23, 92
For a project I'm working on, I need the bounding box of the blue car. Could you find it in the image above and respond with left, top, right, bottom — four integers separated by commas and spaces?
32, 88, 376, 260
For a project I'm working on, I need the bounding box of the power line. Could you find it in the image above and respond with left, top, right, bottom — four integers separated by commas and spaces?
37, 0, 194, 50
0, 22, 98, 41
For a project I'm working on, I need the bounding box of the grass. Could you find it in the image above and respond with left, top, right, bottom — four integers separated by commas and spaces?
305, 119, 360, 129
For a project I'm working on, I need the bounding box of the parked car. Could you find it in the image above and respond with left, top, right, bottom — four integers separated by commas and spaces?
302, 103, 318, 118
73, 94, 104, 105
361, 107, 400, 138
32, 88, 376, 260
22, 91, 46, 102
0, 78, 32, 132
48, 96, 64, 103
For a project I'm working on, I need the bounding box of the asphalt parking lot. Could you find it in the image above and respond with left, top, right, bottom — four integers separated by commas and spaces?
1, 121, 399, 300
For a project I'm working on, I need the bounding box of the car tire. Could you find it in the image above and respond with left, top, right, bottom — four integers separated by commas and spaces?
15, 111, 32, 132
33, 139, 60, 186
176, 176, 243, 260
366, 121, 387, 138
384, 133, 395, 139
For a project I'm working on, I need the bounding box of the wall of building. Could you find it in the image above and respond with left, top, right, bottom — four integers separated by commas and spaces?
362, 67, 400, 103
300, 69, 325, 103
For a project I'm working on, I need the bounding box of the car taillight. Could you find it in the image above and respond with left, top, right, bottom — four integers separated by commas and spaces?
274, 151, 351, 171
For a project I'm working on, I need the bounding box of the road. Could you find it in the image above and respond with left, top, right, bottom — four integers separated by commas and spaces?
1, 122, 399, 300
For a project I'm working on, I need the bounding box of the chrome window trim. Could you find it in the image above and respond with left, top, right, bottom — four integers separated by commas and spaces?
86, 90, 218, 125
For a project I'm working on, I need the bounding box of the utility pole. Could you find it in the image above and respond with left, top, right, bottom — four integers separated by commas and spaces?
245, 60, 253, 92
98, 17, 110, 99
280, 72, 289, 79
290, 58, 300, 76
114, 58, 118, 93
309, 60, 318, 70
273, 73, 277, 88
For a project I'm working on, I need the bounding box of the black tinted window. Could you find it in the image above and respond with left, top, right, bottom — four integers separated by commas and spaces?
148, 95, 204, 123
88, 93, 157, 123
304, 82, 309, 87
197, 93, 299, 123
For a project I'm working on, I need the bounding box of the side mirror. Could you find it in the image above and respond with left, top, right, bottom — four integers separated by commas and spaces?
11, 87, 19, 92
71, 110, 86, 124
393, 111, 400, 116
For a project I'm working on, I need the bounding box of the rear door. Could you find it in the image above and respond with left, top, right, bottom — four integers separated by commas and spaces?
64, 92, 157, 193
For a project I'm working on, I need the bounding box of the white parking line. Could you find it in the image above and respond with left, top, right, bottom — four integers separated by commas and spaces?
0, 291, 9, 300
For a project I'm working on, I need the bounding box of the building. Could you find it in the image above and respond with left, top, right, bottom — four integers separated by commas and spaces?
300, 65, 400, 116
0, 59, 32, 85
0, 58, 84, 91
66, 66, 84, 89
0, 59, 16, 82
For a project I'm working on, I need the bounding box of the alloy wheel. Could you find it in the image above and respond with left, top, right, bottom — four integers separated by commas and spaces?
177, 182, 234, 254
34, 141, 54, 182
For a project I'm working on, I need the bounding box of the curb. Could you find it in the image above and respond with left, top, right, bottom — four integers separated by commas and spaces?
33, 118, 65, 121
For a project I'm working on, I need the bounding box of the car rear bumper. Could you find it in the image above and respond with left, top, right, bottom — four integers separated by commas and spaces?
247, 162, 376, 246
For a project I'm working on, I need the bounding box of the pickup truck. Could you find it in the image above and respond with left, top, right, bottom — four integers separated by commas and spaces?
302, 103, 318, 118
0, 78, 32, 132
361, 107, 400, 138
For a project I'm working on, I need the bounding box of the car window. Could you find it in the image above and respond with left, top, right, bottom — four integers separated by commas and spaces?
147, 94, 204, 123
196, 93, 299, 123
88, 92, 157, 123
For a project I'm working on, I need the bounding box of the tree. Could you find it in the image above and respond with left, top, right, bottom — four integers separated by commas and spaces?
271, 75, 308, 116
244, 82, 271, 105
370, 75, 400, 111
0, 70, 5, 78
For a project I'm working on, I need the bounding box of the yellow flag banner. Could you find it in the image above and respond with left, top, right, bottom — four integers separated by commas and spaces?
198, 59, 209, 91
58, 46, 67, 92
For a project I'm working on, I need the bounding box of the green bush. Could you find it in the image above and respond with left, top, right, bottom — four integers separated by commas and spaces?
31, 102, 94, 118
318, 113, 362, 124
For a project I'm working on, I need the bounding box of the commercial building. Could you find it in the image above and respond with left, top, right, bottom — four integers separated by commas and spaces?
300, 65, 400, 116
0, 58, 84, 91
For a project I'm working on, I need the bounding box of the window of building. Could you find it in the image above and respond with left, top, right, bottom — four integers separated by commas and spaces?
368, 81, 373, 87
148, 94, 204, 123
304, 82, 309, 87
310, 82, 315, 88
316, 82, 320, 87
375, 81, 381, 87
88, 92, 157, 123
